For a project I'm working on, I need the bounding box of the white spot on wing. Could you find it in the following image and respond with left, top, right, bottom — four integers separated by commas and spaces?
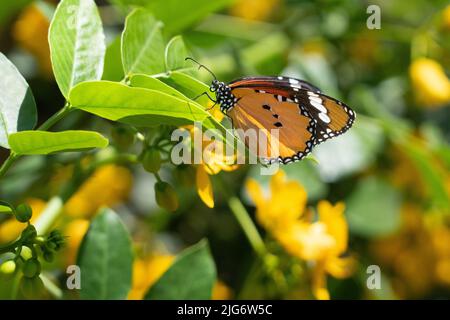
318, 113, 331, 123
310, 101, 327, 113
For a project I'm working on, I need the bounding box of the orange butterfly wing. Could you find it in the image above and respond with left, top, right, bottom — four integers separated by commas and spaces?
226, 88, 315, 164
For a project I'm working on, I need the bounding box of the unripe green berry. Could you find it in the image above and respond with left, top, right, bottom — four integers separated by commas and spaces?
142, 148, 162, 173
154, 181, 179, 212
22, 259, 41, 278
0, 260, 16, 274
20, 246, 33, 261
15, 204, 32, 222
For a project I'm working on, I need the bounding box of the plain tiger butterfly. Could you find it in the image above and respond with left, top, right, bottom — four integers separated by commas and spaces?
186, 58, 356, 165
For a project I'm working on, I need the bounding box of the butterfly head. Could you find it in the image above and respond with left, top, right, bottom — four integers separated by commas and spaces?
210, 80, 237, 113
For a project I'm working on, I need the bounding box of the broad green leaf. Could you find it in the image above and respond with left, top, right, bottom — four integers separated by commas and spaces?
77, 208, 133, 299
130, 74, 186, 99
346, 177, 401, 238
69, 81, 210, 126
8, 130, 108, 155
163, 71, 212, 107
102, 36, 124, 81
165, 36, 191, 72
145, 0, 235, 34
49, 0, 106, 98
145, 240, 216, 300
0, 53, 37, 149
121, 8, 165, 76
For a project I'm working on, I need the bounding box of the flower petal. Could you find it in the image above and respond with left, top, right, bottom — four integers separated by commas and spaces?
196, 165, 214, 208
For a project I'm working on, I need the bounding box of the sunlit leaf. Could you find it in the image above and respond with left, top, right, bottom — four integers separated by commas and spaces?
144, 239, 216, 300
165, 36, 191, 73
145, 0, 235, 34
69, 81, 210, 126
49, 0, 105, 98
102, 36, 124, 82
0, 53, 37, 148
121, 8, 165, 76
78, 208, 133, 299
8, 130, 108, 155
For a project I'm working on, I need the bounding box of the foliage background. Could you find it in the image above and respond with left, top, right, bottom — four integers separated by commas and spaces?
0, 0, 449, 300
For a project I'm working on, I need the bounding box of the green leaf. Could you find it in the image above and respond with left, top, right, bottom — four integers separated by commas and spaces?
102, 36, 124, 82
69, 81, 210, 126
145, 0, 235, 34
8, 130, 108, 155
130, 74, 187, 100
163, 71, 212, 106
145, 239, 216, 300
49, 0, 106, 98
165, 36, 191, 72
77, 208, 133, 299
0, 53, 37, 149
346, 177, 402, 238
121, 8, 165, 76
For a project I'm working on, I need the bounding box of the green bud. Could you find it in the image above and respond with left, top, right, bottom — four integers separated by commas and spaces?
20, 246, 33, 261
20, 276, 45, 299
154, 181, 179, 212
43, 251, 54, 263
141, 148, 162, 173
15, 204, 32, 223
22, 259, 41, 278
0, 260, 16, 274
111, 125, 135, 150
21, 225, 37, 242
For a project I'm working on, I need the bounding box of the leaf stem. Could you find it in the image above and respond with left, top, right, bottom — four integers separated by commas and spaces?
0, 104, 72, 180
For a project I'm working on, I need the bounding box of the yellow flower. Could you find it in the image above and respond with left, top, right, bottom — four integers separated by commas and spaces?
186, 125, 239, 208
0, 198, 46, 243
230, 0, 281, 21
212, 280, 233, 300
409, 58, 450, 108
65, 165, 132, 218
442, 5, 450, 30
246, 172, 354, 300
63, 219, 90, 265
12, 4, 52, 77
246, 170, 307, 231
128, 255, 175, 300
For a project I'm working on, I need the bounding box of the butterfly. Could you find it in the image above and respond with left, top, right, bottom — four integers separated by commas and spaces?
186, 58, 356, 165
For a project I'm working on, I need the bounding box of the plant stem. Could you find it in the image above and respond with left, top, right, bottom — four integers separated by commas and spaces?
227, 196, 267, 257
0, 153, 18, 180
0, 104, 72, 181
216, 174, 267, 257
37, 103, 72, 131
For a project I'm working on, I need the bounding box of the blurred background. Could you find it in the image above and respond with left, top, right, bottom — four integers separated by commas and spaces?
0, 0, 449, 299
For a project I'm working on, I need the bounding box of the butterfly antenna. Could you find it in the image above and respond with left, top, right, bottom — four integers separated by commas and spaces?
185, 57, 217, 81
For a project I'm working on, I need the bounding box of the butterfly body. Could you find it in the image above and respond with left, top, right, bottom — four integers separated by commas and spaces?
209, 76, 356, 164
